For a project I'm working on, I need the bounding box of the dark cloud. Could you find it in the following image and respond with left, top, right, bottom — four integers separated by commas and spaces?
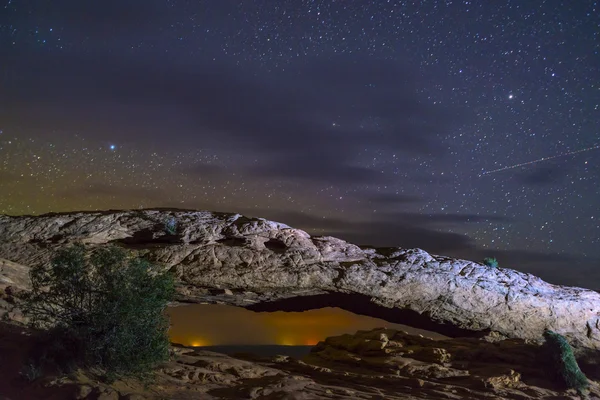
383, 212, 510, 225
363, 193, 425, 206
21, 1, 175, 39
60, 183, 167, 203
237, 209, 507, 253
339, 223, 475, 253
514, 165, 566, 186
447, 247, 600, 291
3, 50, 466, 185
180, 162, 226, 179
408, 174, 460, 185
249, 159, 392, 184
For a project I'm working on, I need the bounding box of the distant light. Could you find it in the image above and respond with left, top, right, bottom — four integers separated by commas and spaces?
508, 94, 514, 99
109, 144, 116, 150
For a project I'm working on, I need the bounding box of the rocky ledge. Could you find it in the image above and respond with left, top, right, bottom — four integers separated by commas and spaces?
1, 323, 598, 399
1, 209, 600, 351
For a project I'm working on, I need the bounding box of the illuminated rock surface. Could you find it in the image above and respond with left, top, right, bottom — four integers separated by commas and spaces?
1, 208, 600, 351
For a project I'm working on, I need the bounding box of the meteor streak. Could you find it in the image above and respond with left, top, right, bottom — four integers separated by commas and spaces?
479, 144, 600, 176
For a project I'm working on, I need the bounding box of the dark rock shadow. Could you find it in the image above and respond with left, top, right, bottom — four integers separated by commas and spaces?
116, 226, 183, 247
245, 292, 483, 339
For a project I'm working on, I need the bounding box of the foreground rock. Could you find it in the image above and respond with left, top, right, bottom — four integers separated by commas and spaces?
1, 209, 600, 351
1, 323, 598, 399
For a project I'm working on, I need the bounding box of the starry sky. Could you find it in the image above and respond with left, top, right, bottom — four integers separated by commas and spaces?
1, 1, 599, 289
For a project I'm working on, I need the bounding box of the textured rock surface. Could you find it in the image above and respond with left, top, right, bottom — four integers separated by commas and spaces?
1, 209, 600, 350
304, 328, 600, 398
1, 323, 598, 399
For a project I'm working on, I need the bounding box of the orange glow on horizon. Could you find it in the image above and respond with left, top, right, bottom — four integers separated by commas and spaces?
189, 338, 210, 347
278, 337, 295, 346
167, 304, 446, 347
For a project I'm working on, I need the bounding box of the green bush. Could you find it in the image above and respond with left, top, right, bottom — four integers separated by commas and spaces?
24, 244, 175, 379
542, 330, 589, 392
482, 257, 499, 268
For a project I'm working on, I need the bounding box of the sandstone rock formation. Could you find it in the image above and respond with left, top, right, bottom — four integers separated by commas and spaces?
1, 209, 599, 351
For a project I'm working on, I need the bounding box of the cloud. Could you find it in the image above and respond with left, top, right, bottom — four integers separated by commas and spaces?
236, 209, 507, 253
448, 247, 600, 291
180, 162, 226, 179
514, 165, 566, 186
60, 183, 167, 203
3, 50, 467, 185
362, 193, 425, 206
408, 174, 460, 185
383, 212, 510, 225
249, 161, 393, 184
21, 1, 175, 39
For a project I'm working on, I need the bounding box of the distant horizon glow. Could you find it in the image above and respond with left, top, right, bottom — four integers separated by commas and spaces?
167, 304, 445, 347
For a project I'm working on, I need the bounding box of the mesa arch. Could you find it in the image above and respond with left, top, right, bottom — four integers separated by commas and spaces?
1, 209, 599, 350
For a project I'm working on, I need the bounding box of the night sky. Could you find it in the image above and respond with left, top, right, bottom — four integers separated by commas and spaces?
1, 1, 599, 289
